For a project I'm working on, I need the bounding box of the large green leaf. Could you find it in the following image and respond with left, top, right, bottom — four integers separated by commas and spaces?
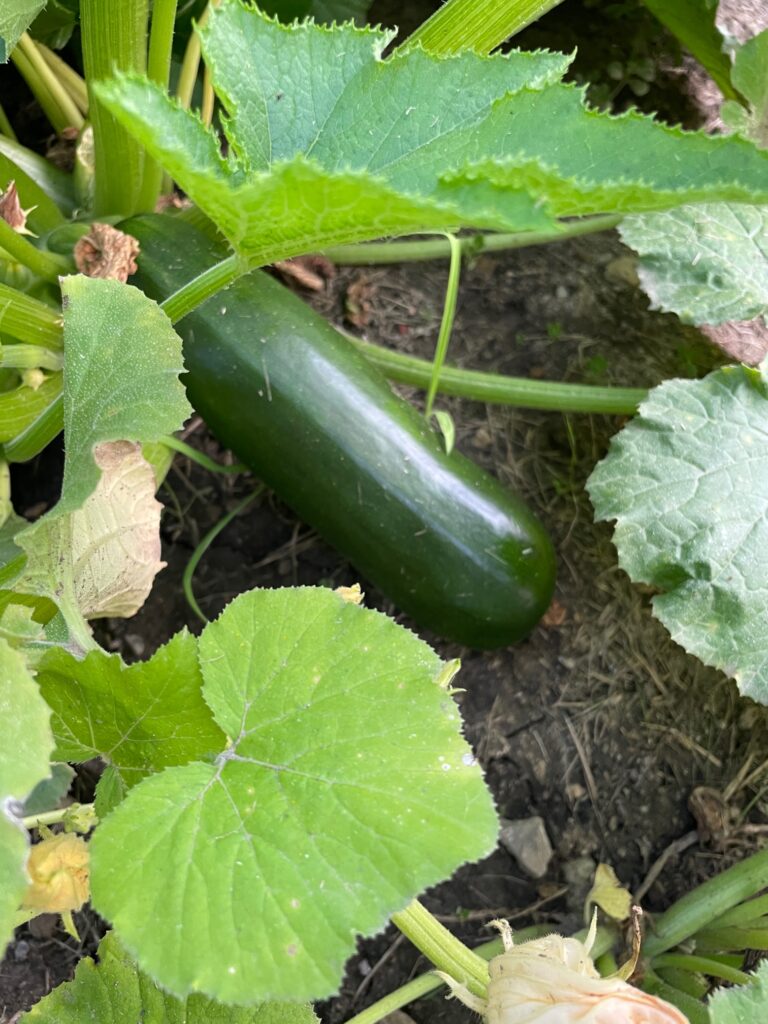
90, 587, 498, 1002
588, 360, 768, 703
0, 639, 54, 954
709, 960, 768, 1023
21, 931, 318, 1023
11, 277, 190, 635
37, 631, 226, 796
0, 0, 45, 62
620, 203, 768, 325
94, 2, 768, 265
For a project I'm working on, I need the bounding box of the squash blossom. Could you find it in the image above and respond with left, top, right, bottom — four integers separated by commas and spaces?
21, 833, 90, 914
440, 920, 687, 1024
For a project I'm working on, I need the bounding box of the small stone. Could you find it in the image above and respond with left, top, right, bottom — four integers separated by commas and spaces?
563, 856, 597, 913
13, 940, 29, 961
499, 816, 553, 879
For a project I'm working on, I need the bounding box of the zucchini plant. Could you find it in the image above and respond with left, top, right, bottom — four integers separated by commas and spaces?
0, 0, 767, 1022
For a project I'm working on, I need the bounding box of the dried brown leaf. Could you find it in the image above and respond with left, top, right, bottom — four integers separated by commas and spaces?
74, 223, 140, 283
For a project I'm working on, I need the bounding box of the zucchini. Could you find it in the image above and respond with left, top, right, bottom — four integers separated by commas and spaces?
127, 214, 556, 648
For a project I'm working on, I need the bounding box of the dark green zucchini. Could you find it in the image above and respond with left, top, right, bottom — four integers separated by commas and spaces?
127, 214, 556, 648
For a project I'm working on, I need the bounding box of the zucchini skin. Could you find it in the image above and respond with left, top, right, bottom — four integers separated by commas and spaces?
127, 214, 556, 648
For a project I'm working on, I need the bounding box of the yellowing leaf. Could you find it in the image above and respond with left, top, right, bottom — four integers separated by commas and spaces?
586, 863, 632, 922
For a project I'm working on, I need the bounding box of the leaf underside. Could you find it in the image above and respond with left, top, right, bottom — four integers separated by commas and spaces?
588, 360, 768, 703
94, 0, 768, 264
90, 587, 498, 1003
620, 202, 768, 325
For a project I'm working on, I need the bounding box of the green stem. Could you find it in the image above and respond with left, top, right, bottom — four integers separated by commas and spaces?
183, 489, 262, 623
0, 219, 70, 281
694, 925, 768, 952
652, 953, 753, 987
160, 435, 247, 474
344, 924, 615, 1024
160, 253, 247, 323
707, 894, 768, 929
324, 216, 622, 265
426, 233, 461, 419
13, 34, 84, 133
37, 43, 89, 115
21, 806, 73, 829
641, 968, 710, 1024
351, 336, 645, 414
0, 344, 63, 371
644, 846, 768, 959
139, 0, 179, 211
81, 0, 150, 216
402, 0, 566, 54
0, 283, 63, 347
391, 900, 489, 999
0, 101, 17, 141
4, 393, 63, 464
176, 19, 203, 109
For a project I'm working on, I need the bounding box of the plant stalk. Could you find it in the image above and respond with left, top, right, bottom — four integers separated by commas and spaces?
402, 0, 566, 54
351, 337, 646, 414
0, 283, 63, 347
139, 0, 179, 211
161, 253, 247, 323
37, 43, 89, 115
323, 216, 622, 265
0, 101, 17, 141
343, 923, 616, 1024
391, 900, 490, 999
81, 0, 150, 215
426, 233, 461, 419
643, 845, 768, 958
11, 38, 82, 135
0, 220, 70, 282
651, 952, 752, 987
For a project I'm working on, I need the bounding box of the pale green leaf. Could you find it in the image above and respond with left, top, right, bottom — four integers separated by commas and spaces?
93, 3, 768, 265
0, 0, 45, 62
588, 360, 768, 703
37, 630, 225, 795
21, 931, 318, 1024
90, 587, 498, 1002
0, 639, 54, 953
709, 960, 768, 1023
620, 203, 768, 325
12, 278, 190, 629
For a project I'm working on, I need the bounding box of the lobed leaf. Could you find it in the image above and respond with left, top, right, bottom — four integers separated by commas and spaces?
0, 639, 54, 954
21, 931, 318, 1023
709, 960, 768, 1023
90, 587, 498, 1002
37, 630, 226, 799
588, 360, 768, 703
95, 2, 768, 264
620, 203, 768, 325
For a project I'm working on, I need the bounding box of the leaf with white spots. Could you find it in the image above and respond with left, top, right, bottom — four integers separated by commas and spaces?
90, 587, 497, 1002
588, 359, 768, 702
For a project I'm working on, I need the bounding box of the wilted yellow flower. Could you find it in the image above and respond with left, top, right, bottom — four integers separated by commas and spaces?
21, 833, 90, 914
440, 920, 687, 1024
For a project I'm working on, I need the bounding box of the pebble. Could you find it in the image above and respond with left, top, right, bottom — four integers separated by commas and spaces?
498, 816, 553, 879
